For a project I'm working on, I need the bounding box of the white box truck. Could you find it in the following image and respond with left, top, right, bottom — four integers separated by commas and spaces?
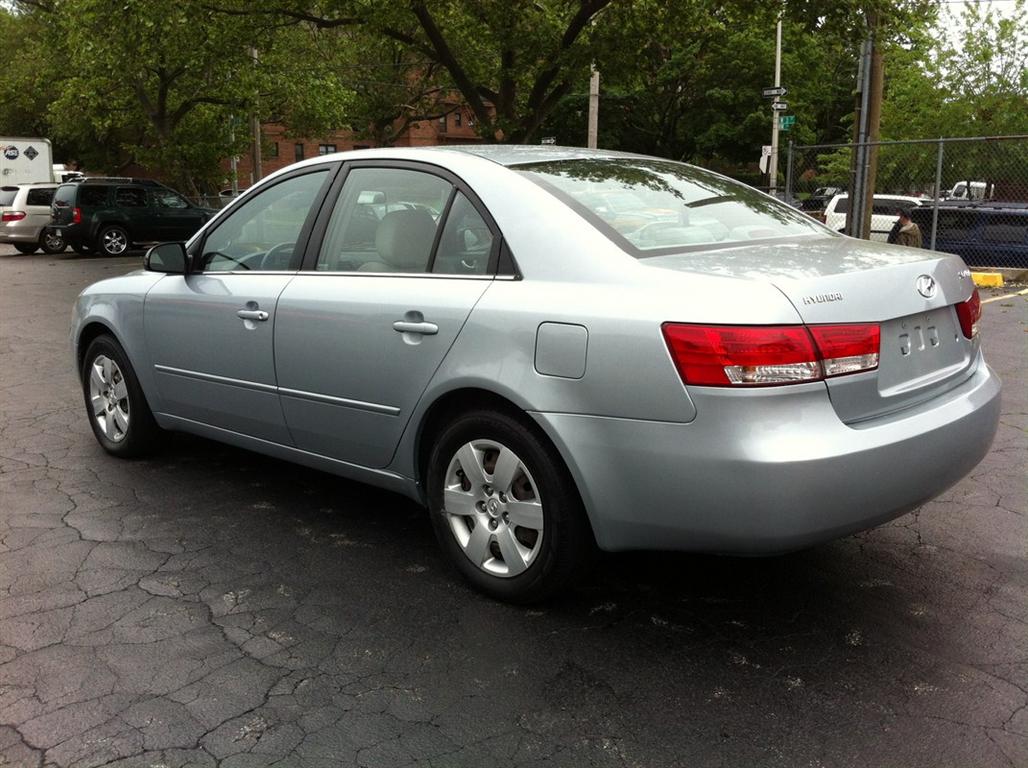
0, 137, 54, 185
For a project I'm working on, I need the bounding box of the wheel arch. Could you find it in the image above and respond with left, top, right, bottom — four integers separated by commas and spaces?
411, 385, 600, 547
76, 320, 123, 376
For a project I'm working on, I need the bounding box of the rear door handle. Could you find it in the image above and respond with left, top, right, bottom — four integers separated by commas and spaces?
393, 320, 438, 335
237, 309, 269, 321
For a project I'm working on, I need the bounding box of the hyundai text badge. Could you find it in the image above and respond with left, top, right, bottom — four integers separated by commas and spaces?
915, 274, 937, 299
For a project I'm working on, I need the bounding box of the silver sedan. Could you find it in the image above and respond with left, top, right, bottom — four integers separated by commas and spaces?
71, 146, 1001, 601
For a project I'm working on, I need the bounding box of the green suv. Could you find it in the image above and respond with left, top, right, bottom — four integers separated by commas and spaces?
49, 178, 214, 256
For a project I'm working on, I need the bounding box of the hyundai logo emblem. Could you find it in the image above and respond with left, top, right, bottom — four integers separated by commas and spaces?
915, 274, 937, 299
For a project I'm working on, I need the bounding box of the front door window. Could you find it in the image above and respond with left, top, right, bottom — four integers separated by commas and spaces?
200, 170, 329, 272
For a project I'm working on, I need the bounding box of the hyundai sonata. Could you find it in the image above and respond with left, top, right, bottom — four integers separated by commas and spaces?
71, 146, 1001, 601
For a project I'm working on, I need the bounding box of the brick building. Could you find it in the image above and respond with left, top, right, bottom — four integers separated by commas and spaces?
227, 105, 485, 188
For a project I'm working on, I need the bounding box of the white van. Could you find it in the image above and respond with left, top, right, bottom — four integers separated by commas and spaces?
823, 194, 922, 241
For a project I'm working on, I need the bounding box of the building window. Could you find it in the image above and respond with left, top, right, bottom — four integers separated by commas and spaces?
438, 115, 447, 133
269, 141, 279, 158
294, 143, 304, 162
318, 144, 337, 155
353, 145, 371, 150
454, 111, 462, 127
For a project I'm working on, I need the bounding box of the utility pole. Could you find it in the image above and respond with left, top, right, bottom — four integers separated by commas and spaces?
587, 65, 600, 149
848, 35, 872, 237
249, 47, 263, 185
860, 14, 884, 240
767, 17, 782, 195
229, 117, 239, 196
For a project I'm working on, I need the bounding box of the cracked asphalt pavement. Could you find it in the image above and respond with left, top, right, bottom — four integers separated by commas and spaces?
1, 245, 1026, 768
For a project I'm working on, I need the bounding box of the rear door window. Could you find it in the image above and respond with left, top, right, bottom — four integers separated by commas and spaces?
115, 187, 147, 208
316, 167, 451, 272
26, 188, 54, 206
79, 187, 109, 207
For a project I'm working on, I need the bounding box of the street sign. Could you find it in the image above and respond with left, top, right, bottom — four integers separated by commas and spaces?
771, 101, 788, 111
762, 86, 787, 98
778, 115, 796, 130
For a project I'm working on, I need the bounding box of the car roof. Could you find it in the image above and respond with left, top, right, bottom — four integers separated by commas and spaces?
926, 200, 1028, 212
421, 144, 650, 167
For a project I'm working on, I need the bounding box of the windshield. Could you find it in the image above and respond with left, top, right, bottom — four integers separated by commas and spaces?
516, 158, 829, 257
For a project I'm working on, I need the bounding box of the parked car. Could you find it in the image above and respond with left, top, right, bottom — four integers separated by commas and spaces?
800, 186, 842, 212
911, 201, 1028, 267
49, 177, 214, 256
0, 183, 66, 254
71, 146, 1000, 602
949, 181, 987, 201
823, 193, 922, 240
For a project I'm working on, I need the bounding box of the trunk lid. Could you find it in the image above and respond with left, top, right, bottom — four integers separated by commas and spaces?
644, 236, 980, 422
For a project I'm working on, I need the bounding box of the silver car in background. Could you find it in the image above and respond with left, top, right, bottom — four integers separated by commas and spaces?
70, 146, 1000, 601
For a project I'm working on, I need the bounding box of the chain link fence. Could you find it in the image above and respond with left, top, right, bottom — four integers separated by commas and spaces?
785, 135, 1028, 269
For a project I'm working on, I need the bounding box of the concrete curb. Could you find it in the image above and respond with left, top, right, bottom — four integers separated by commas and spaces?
972, 272, 1005, 288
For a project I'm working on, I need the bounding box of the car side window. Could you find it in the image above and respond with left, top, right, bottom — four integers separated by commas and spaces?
115, 187, 147, 208
200, 169, 329, 272
26, 188, 54, 206
432, 192, 494, 275
154, 189, 189, 209
316, 167, 451, 273
79, 187, 109, 207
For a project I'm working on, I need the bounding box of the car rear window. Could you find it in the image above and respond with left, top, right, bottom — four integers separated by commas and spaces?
516, 158, 827, 256
54, 185, 77, 207
0, 188, 16, 207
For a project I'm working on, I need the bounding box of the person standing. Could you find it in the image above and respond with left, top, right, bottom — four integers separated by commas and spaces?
895, 209, 923, 248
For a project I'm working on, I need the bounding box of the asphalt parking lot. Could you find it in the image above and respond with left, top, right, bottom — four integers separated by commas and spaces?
0, 245, 1025, 768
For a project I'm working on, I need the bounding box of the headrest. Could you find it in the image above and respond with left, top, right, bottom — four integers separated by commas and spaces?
375, 209, 436, 270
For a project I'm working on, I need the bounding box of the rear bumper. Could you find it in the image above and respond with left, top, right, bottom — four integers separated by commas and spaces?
532, 358, 1001, 553
46, 224, 87, 246
0, 225, 44, 243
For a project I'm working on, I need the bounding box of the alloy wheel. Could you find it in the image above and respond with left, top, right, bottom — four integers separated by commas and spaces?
101, 229, 128, 255
88, 354, 130, 442
442, 439, 545, 577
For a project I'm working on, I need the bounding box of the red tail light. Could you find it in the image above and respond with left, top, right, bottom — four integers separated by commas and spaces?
662, 323, 880, 387
72, 207, 82, 224
1, 210, 26, 222
955, 288, 981, 339
808, 324, 881, 377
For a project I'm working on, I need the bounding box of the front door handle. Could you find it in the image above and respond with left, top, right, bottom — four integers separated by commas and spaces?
393, 320, 438, 335
237, 309, 269, 321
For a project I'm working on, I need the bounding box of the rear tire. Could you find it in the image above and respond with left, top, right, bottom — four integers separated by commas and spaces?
96, 225, 130, 256
40, 230, 66, 254
81, 334, 161, 458
13, 243, 38, 255
426, 408, 595, 603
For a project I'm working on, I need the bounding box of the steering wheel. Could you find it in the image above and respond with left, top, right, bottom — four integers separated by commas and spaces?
259, 242, 297, 271
203, 251, 251, 270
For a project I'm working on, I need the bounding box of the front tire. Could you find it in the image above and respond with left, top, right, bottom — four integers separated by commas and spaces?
81, 334, 160, 457
426, 409, 595, 603
97, 225, 130, 256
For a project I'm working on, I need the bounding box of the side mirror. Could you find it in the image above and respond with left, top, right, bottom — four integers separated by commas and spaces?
145, 242, 188, 274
